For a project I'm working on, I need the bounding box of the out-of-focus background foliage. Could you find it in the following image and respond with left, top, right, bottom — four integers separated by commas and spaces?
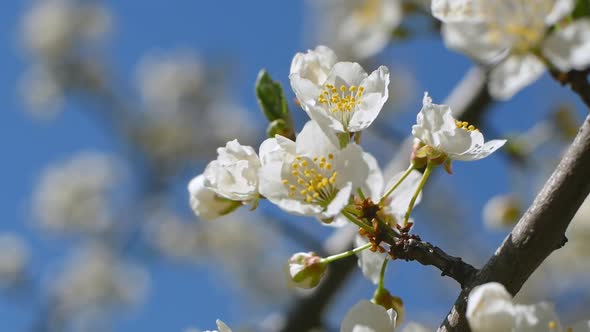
1, 1, 589, 331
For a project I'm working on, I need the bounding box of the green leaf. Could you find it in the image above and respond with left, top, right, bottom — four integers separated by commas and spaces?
266, 119, 294, 138
255, 69, 290, 121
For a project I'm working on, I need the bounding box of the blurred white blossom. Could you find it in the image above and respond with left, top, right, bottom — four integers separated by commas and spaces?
540, 195, 590, 285
50, 245, 149, 316
467, 282, 590, 332
32, 152, 120, 235
20, 64, 64, 116
136, 51, 203, 113
482, 194, 522, 229
21, 0, 111, 59
133, 51, 257, 168
146, 211, 289, 302
432, 0, 590, 100
309, 0, 402, 59
0, 234, 30, 287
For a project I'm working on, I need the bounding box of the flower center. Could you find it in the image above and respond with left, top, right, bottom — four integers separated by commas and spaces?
353, 0, 380, 25
455, 120, 478, 132
484, 1, 551, 54
282, 154, 339, 206
318, 83, 364, 113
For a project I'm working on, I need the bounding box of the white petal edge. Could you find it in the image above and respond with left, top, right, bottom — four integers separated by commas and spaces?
543, 19, 590, 72
488, 55, 546, 101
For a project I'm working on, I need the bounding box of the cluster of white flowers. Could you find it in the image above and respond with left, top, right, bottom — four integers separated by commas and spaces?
32, 152, 120, 235
133, 51, 256, 167
50, 245, 149, 316
19, 0, 111, 115
188, 45, 507, 328
467, 282, 590, 332
21, 0, 111, 59
432, 0, 590, 99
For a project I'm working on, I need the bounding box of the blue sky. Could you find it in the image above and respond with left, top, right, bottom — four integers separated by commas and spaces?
1, 1, 587, 331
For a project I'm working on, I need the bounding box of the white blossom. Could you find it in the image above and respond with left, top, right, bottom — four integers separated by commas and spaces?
203, 140, 261, 201
203, 320, 233, 332
0, 234, 29, 286
20, 64, 63, 116
482, 194, 522, 229
290, 46, 390, 134
341, 300, 397, 332
188, 174, 241, 220
32, 152, 120, 235
259, 120, 382, 225
543, 19, 590, 72
412, 93, 506, 162
356, 169, 423, 284
432, 0, 590, 100
310, 0, 403, 59
51, 245, 149, 315
21, 0, 111, 59
136, 51, 203, 113
467, 282, 590, 332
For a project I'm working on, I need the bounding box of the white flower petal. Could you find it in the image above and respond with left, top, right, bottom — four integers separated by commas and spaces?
488, 55, 546, 100
323, 182, 353, 218
290, 45, 338, 86
442, 22, 510, 64
543, 19, 590, 72
545, 0, 575, 25
513, 302, 560, 332
362, 151, 384, 201
326, 62, 369, 88
349, 66, 390, 132
290, 46, 338, 114
452, 139, 506, 161
203, 140, 261, 201
188, 175, 237, 221
355, 235, 385, 284
216, 320, 233, 332
385, 170, 422, 216
341, 300, 396, 332
295, 120, 339, 156
431, 0, 482, 22
466, 282, 517, 332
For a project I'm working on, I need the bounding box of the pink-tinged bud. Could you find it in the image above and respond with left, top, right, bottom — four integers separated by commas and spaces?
288, 252, 326, 289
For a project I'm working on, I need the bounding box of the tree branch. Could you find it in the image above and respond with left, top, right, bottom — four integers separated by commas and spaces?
549, 68, 590, 110
388, 236, 478, 288
438, 113, 590, 332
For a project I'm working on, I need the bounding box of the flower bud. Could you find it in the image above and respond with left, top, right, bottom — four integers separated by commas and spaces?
288, 252, 326, 289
